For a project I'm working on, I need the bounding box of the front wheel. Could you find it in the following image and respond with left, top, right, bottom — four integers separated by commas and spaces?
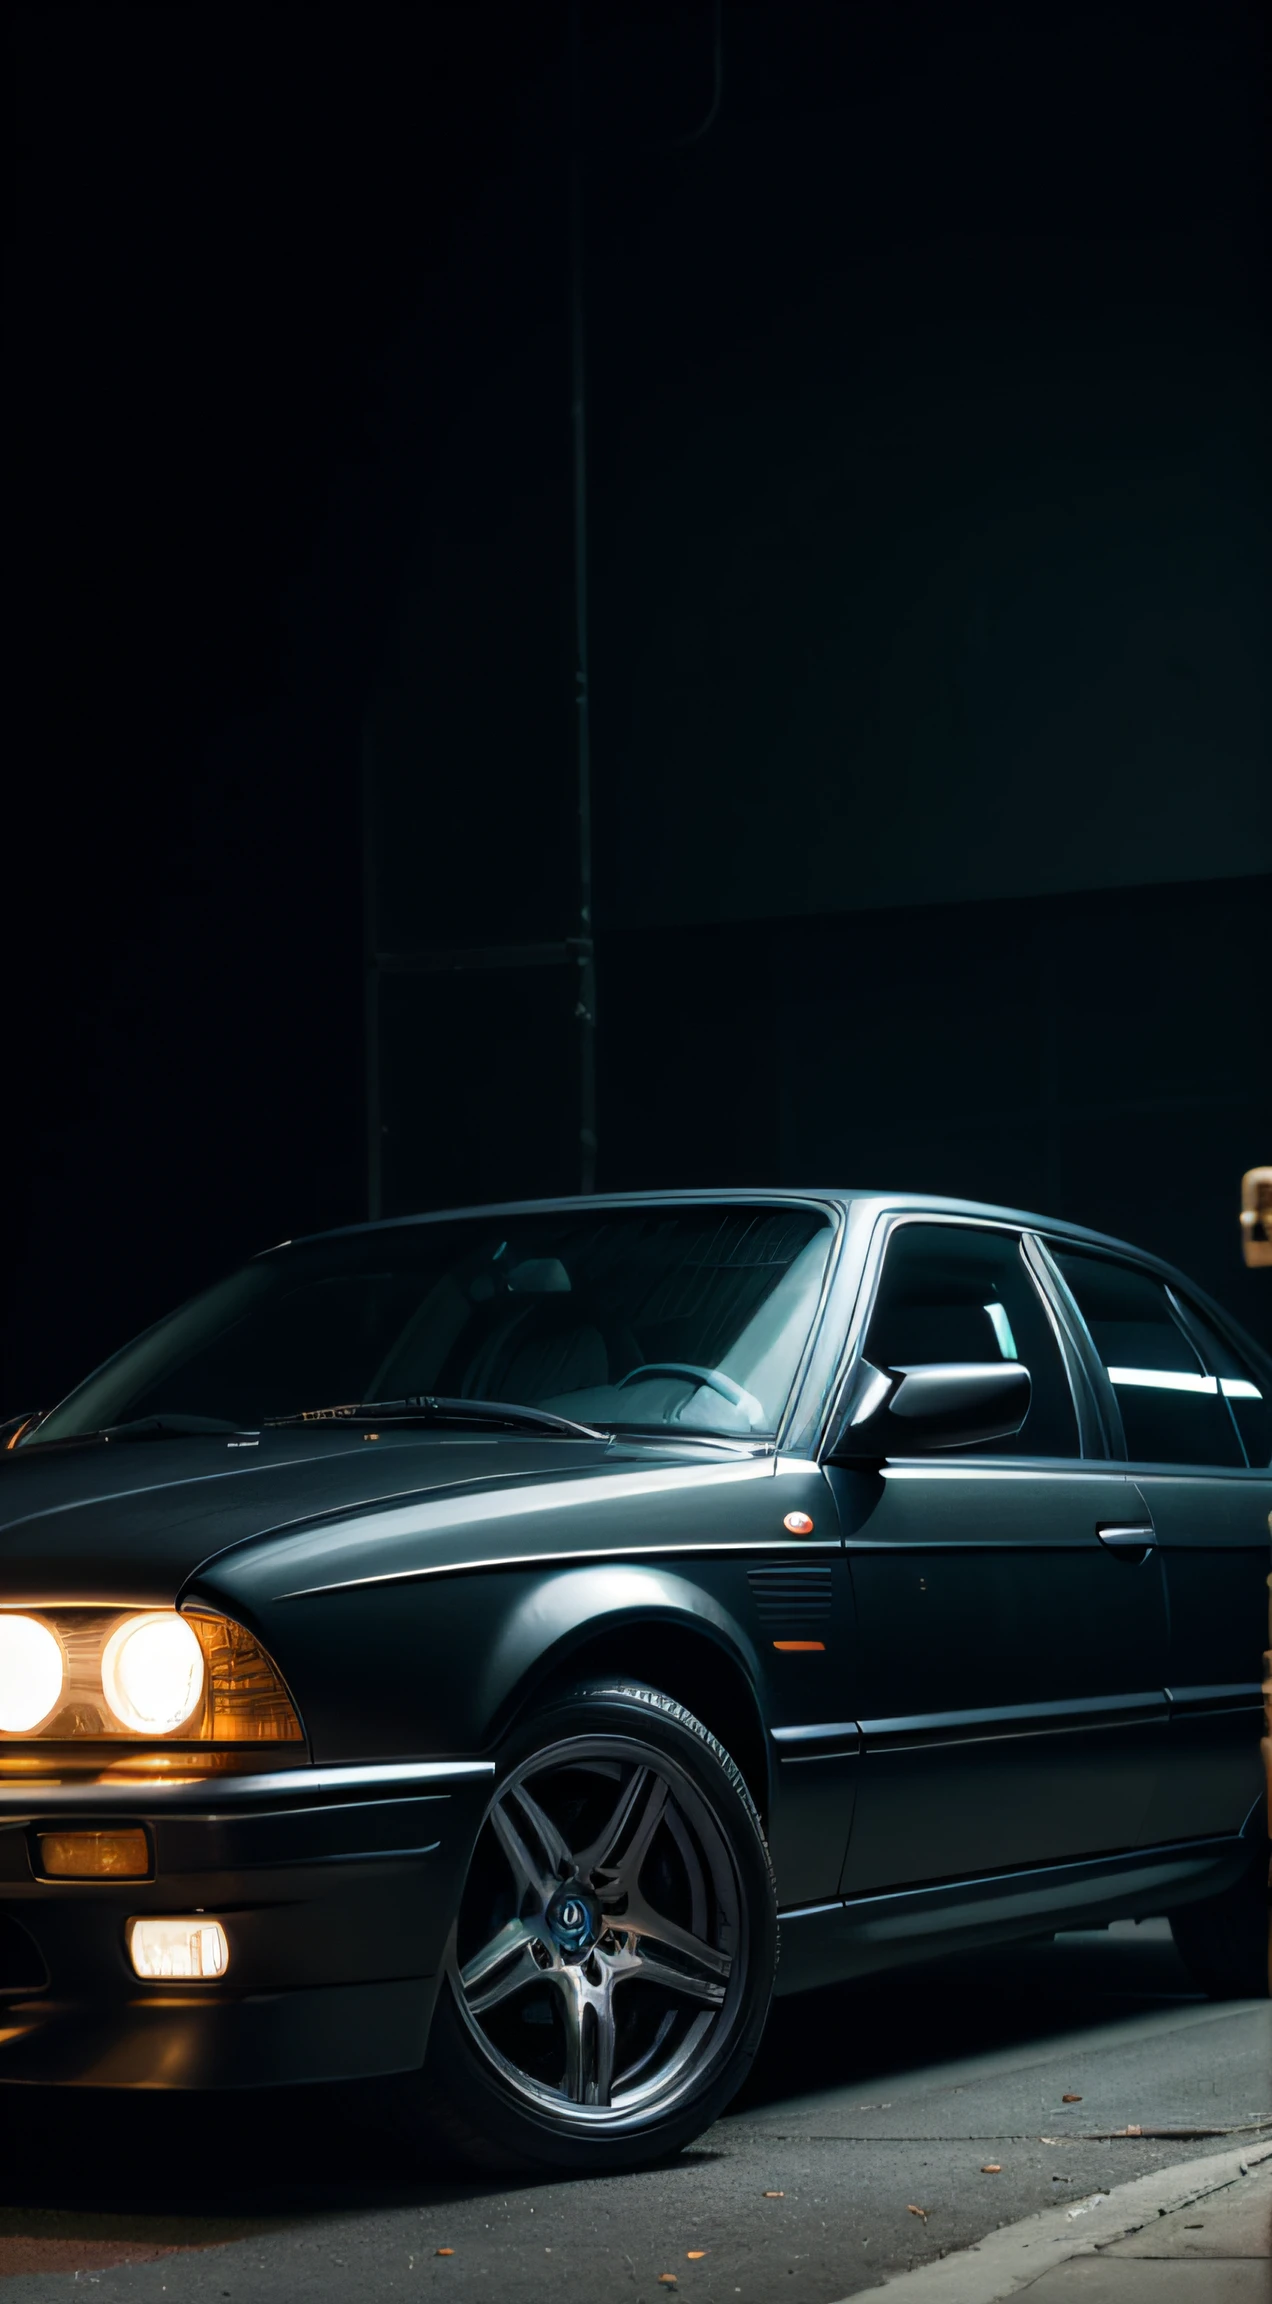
412, 1681, 778, 2173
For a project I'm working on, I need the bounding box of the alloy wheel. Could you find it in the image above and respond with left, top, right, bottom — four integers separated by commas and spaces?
452, 1734, 746, 2121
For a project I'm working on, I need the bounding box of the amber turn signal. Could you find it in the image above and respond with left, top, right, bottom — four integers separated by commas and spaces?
37, 1828, 149, 1879
184, 1613, 304, 1742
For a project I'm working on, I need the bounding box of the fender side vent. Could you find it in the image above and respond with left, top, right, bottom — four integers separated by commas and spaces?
747, 1565, 832, 1625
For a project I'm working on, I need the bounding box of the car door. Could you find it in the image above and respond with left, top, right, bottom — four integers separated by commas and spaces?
1047, 1247, 1272, 1846
830, 1216, 1170, 1894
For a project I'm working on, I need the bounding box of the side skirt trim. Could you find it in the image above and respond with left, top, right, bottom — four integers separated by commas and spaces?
773, 1834, 1248, 1997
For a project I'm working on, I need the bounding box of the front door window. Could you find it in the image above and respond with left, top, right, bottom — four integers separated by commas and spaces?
864, 1221, 1079, 1457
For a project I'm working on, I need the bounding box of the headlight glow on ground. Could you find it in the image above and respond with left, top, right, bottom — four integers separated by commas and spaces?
128, 1916, 228, 1980
0, 1615, 65, 1732
102, 1612, 205, 1734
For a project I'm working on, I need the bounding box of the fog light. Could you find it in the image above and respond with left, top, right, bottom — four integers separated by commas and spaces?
127, 1916, 228, 1981
38, 1829, 149, 1879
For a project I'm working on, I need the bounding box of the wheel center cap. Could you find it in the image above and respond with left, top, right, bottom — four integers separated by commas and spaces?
546, 1883, 601, 1955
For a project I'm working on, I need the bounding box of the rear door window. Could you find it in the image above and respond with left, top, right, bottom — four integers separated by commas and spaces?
1052, 1251, 1244, 1468
1170, 1295, 1272, 1468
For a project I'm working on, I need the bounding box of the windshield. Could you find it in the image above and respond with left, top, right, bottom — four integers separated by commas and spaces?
29, 1203, 835, 1444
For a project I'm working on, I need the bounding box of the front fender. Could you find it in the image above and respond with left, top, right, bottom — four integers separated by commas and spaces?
475, 1562, 763, 1739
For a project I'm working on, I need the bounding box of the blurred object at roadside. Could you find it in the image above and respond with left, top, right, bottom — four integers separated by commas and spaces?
1241, 1170, 1272, 1269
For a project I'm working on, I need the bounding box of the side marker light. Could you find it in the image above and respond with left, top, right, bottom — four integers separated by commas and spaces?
128, 1916, 228, 1981
772, 1640, 826, 1653
782, 1511, 815, 1534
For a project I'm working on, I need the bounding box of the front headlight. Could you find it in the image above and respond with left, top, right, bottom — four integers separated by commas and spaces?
0, 1606, 303, 1747
101, 1613, 204, 1735
0, 1615, 65, 1732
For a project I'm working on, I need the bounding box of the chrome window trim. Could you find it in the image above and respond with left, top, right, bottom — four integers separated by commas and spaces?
1020, 1231, 1105, 1456
1026, 1233, 1122, 1458
772, 1197, 851, 1454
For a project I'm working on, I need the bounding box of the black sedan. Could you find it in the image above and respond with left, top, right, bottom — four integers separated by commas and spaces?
1, 1190, 1268, 2173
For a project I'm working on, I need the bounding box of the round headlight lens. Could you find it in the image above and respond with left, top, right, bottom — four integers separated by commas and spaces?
0, 1615, 65, 1732
101, 1613, 205, 1735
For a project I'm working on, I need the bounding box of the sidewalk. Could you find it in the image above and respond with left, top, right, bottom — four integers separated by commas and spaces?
839, 2137, 1272, 2303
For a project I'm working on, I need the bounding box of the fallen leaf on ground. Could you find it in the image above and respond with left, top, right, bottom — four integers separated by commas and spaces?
981, 2164, 1001, 2174
1062, 2093, 1082, 2103
907, 2205, 928, 2221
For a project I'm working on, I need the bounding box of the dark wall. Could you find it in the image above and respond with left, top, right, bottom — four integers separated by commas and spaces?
596, 870, 1272, 1351
4, 2, 1269, 1414
368, 0, 1270, 1355
2, 3, 562, 1410
590, 0, 1272, 927
371, 871, 1271, 1355
369, 0, 1271, 942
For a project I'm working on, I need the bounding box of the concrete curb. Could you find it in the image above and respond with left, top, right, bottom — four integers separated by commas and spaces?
834, 2137, 1272, 2303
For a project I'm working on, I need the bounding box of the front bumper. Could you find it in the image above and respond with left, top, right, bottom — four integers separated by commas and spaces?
0, 1757, 493, 2088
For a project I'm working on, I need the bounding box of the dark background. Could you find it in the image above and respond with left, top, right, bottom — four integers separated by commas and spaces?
4, 0, 1269, 1413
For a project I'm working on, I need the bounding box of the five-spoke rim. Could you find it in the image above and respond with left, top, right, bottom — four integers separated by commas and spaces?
452, 1734, 744, 2122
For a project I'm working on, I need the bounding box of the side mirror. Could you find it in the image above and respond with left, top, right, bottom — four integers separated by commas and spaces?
827, 1360, 1032, 1459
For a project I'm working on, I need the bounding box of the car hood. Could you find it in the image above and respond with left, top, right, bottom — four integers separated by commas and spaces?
0, 1427, 716, 1607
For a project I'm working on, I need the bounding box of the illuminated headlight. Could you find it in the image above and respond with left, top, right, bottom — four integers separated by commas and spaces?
0, 1615, 64, 1732
0, 1605, 303, 1746
101, 1613, 205, 1735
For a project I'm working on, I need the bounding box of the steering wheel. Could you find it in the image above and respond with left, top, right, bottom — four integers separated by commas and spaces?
616, 1363, 764, 1428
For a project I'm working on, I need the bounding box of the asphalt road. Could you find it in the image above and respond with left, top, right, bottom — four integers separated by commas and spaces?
0, 1920, 1268, 2301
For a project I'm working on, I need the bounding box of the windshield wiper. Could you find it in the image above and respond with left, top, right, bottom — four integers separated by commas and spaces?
262, 1396, 607, 1442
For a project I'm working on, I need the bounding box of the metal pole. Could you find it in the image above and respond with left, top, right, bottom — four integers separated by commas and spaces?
362, 718, 383, 1221
570, 0, 597, 1194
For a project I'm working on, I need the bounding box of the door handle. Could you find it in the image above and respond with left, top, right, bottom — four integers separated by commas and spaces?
1096, 1520, 1156, 1563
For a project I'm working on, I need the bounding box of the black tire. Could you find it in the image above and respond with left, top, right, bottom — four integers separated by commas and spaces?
409, 1680, 778, 2174
1168, 1836, 1271, 1999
